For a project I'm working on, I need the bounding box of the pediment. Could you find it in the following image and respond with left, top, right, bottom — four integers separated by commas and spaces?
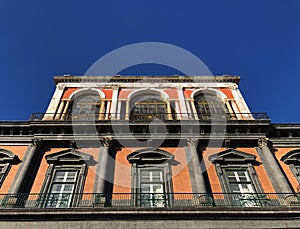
209, 149, 256, 164
0, 149, 21, 164
281, 149, 300, 164
46, 149, 93, 164
127, 148, 174, 163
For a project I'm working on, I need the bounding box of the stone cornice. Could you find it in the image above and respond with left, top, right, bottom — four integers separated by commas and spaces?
54, 75, 240, 85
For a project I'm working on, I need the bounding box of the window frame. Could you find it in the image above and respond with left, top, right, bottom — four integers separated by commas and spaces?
281, 149, 300, 185
194, 93, 228, 120
209, 149, 264, 207
0, 149, 21, 189
130, 94, 168, 121
68, 93, 102, 120
0, 163, 11, 188
39, 149, 92, 208
128, 149, 174, 207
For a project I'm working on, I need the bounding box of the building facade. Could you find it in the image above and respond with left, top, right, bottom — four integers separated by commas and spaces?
0, 75, 300, 228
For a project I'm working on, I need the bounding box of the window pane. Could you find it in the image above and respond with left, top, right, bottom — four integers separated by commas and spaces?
46, 169, 78, 208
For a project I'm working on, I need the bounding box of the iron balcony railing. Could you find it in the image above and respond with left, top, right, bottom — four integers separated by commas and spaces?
30, 113, 270, 121
0, 193, 299, 209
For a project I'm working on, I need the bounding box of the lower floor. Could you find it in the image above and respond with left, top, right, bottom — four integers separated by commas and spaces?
1, 208, 300, 229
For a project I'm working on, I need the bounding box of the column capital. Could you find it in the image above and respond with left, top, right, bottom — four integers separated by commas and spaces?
70, 141, 77, 150
101, 137, 112, 147
229, 83, 238, 90
57, 84, 66, 90
258, 137, 269, 149
32, 138, 42, 147
187, 138, 198, 145
112, 85, 119, 90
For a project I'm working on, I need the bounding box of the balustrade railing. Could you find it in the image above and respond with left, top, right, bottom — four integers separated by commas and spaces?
0, 193, 298, 209
30, 113, 270, 121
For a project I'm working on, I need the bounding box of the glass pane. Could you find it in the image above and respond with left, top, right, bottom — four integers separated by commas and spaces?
54, 171, 66, 182
229, 183, 241, 193
152, 171, 162, 182
66, 171, 77, 182
50, 184, 63, 193
63, 184, 74, 192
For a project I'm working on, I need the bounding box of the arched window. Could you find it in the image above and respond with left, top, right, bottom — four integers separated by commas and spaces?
68, 93, 102, 120
130, 94, 168, 121
194, 93, 228, 120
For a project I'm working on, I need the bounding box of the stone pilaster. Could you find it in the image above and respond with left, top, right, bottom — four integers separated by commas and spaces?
94, 137, 113, 194
186, 139, 207, 194
10, 138, 42, 194
110, 86, 119, 120
256, 138, 292, 194
177, 86, 188, 120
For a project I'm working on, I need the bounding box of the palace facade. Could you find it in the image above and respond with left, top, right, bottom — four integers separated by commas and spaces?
0, 75, 300, 228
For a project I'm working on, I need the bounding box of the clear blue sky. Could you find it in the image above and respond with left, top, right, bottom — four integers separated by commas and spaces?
0, 0, 299, 123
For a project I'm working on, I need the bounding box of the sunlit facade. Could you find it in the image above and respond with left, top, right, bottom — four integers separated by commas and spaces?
0, 75, 300, 228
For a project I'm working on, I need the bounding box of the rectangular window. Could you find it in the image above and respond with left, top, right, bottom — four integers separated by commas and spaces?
139, 169, 167, 207
45, 170, 78, 208
0, 164, 10, 188
0, 165, 6, 184
224, 168, 260, 207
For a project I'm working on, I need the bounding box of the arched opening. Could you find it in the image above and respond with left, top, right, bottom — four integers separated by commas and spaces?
68, 92, 102, 120
129, 93, 172, 121
194, 93, 228, 120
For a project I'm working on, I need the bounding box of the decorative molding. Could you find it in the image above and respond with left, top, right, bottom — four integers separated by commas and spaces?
0, 149, 21, 164
32, 138, 42, 147
258, 138, 269, 149
100, 137, 112, 148
45, 149, 95, 164
209, 148, 257, 164
54, 75, 241, 85
281, 149, 300, 165
127, 148, 174, 163
229, 83, 238, 90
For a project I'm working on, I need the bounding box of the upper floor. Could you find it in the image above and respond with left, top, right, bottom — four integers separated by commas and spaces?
37, 75, 266, 122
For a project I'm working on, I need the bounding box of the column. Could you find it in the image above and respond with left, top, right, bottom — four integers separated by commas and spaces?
10, 138, 41, 194
105, 101, 111, 120
61, 99, 70, 120
186, 139, 207, 194
125, 100, 130, 120
94, 137, 112, 194
44, 83, 65, 120
99, 101, 105, 120
54, 100, 65, 120
167, 101, 172, 120
256, 138, 293, 193
190, 99, 199, 120
110, 86, 119, 120
177, 86, 188, 120
225, 99, 235, 120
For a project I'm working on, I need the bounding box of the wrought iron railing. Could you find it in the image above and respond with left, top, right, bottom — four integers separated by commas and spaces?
30, 113, 270, 121
0, 193, 299, 209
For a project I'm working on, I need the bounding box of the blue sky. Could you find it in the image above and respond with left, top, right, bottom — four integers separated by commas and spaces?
0, 0, 299, 122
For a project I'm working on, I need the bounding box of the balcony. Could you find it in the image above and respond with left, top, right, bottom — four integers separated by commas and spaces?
0, 193, 299, 209
30, 113, 270, 121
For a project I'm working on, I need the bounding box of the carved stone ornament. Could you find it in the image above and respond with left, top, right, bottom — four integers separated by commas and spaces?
229, 83, 238, 90
32, 138, 42, 147
187, 138, 197, 145
57, 84, 65, 90
101, 137, 112, 148
258, 138, 269, 149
